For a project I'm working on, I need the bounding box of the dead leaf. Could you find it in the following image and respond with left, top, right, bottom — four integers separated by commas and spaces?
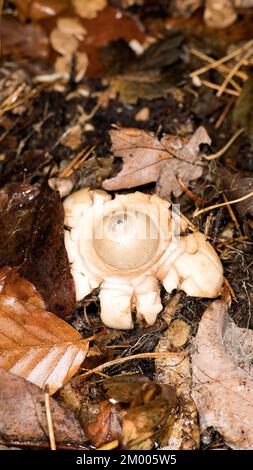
192, 300, 253, 449
12, 0, 69, 21
204, 0, 237, 29
57, 17, 87, 38
121, 383, 177, 450
0, 17, 49, 60
0, 182, 75, 317
233, 76, 253, 144
221, 168, 253, 218
0, 266, 45, 309
79, 379, 176, 449
81, 400, 123, 448
135, 107, 150, 121
103, 126, 210, 198
72, 0, 107, 19
76, 6, 145, 77
165, 319, 191, 348
111, 35, 184, 104
171, 0, 202, 17
0, 267, 89, 395
155, 326, 199, 450
0, 368, 87, 448
58, 124, 83, 149
112, 69, 183, 105
50, 28, 79, 56
103, 375, 149, 403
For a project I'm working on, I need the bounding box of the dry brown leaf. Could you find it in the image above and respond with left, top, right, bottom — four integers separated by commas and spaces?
81, 400, 123, 448
171, 0, 202, 17
0, 268, 89, 395
1, 17, 49, 60
222, 168, 253, 219
121, 383, 177, 450
72, 0, 107, 19
155, 325, 199, 450
0, 183, 75, 317
59, 123, 83, 150
0, 266, 45, 309
0, 368, 87, 448
192, 300, 253, 449
50, 28, 79, 56
204, 0, 237, 28
12, 0, 69, 21
165, 319, 191, 349
102, 126, 210, 198
57, 17, 87, 38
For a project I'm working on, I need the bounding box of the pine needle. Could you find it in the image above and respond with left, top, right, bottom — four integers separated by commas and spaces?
205, 128, 244, 161
194, 191, 253, 217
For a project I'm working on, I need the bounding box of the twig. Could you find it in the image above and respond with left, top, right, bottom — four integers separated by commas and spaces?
177, 178, 203, 203
189, 47, 248, 81
222, 193, 240, 229
190, 40, 253, 78
193, 191, 253, 217
60, 145, 95, 177
216, 236, 248, 249
81, 351, 189, 379
201, 80, 239, 97
215, 98, 235, 129
216, 49, 253, 97
190, 50, 242, 93
44, 386, 56, 451
223, 276, 238, 303
205, 128, 244, 161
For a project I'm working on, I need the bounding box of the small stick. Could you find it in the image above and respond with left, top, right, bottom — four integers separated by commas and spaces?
216, 235, 248, 249
216, 49, 253, 97
73, 145, 96, 172
60, 148, 89, 177
190, 40, 253, 78
60, 146, 94, 177
81, 351, 189, 379
193, 190, 253, 217
215, 98, 235, 129
205, 128, 244, 161
44, 386, 56, 450
178, 178, 203, 203
223, 276, 238, 303
189, 47, 248, 81
201, 80, 239, 97
223, 193, 240, 229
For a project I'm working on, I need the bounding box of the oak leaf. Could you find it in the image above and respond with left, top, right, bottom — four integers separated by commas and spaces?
0, 268, 89, 395
102, 126, 211, 198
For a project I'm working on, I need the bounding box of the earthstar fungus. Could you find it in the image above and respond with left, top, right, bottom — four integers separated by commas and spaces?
64, 189, 223, 329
